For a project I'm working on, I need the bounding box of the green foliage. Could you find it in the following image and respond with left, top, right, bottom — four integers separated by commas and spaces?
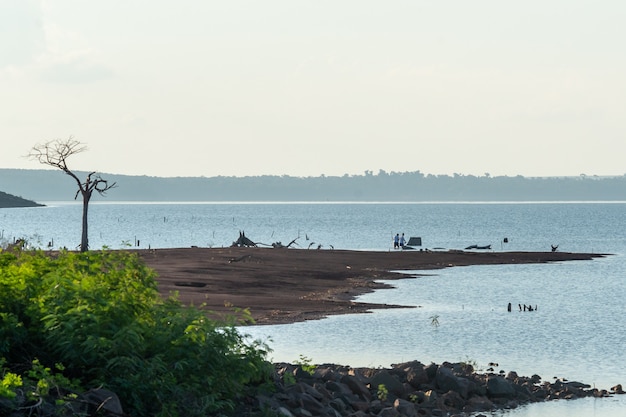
0, 357, 80, 414
0, 249, 273, 416
282, 372, 296, 386
377, 383, 388, 402
294, 354, 315, 375
0, 371, 22, 399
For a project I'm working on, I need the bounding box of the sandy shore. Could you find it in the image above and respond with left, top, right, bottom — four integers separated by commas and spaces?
138, 247, 605, 325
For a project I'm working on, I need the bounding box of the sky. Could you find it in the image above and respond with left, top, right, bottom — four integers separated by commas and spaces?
1, 1, 625, 178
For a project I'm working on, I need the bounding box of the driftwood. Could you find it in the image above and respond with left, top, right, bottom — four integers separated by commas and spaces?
231, 231, 299, 249
231, 231, 257, 247
272, 237, 299, 249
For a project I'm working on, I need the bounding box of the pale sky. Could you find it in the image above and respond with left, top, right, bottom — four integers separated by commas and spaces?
2, 0, 625, 178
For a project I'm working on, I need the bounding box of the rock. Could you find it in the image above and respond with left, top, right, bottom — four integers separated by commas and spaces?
296, 392, 325, 415
277, 406, 296, 417
532, 387, 548, 400
341, 374, 372, 401
506, 371, 519, 381
393, 361, 429, 388
368, 399, 385, 415
424, 389, 438, 404
394, 398, 418, 417
326, 380, 354, 396
378, 407, 400, 417
293, 407, 313, 417
435, 366, 470, 398
295, 382, 325, 400
563, 380, 591, 390
464, 396, 494, 412
486, 375, 516, 398
370, 370, 406, 397
409, 390, 426, 404
425, 363, 438, 381
325, 406, 343, 417
440, 390, 465, 411
611, 384, 624, 394
82, 388, 124, 415
329, 397, 348, 413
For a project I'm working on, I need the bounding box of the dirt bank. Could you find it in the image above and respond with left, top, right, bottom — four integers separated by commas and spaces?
138, 247, 605, 325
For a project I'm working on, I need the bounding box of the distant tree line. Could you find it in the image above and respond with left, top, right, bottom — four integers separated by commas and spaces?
1, 168, 626, 202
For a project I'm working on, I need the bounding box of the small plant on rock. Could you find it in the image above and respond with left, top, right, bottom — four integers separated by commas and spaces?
459, 356, 478, 373
377, 384, 388, 402
282, 372, 296, 386
295, 354, 316, 375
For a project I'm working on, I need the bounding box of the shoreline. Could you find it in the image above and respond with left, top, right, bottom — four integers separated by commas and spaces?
139, 247, 606, 325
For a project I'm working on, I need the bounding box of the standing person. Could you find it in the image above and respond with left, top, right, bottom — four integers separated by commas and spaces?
393, 233, 400, 249
400, 233, 406, 248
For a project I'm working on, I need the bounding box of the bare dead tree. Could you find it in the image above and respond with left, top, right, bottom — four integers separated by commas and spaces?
28, 137, 116, 252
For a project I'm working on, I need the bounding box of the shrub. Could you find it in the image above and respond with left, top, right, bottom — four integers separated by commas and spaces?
0, 249, 272, 416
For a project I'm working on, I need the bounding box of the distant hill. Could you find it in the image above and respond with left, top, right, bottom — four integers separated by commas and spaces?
1, 168, 625, 202
0, 189, 44, 208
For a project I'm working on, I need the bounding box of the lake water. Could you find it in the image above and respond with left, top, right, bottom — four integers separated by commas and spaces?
1, 201, 625, 416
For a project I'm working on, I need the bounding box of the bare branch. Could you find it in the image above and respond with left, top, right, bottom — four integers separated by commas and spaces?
28, 137, 87, 173
28, 136, 113, 252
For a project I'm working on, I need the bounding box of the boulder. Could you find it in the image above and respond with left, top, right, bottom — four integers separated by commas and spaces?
486, 375, 516, 398
82, 388, 124, 415
611, 384, 624, 394
370, 370, 406, 397
329, 397, 348, 413
435, 366, 470, 398
394, 398, 418, 417
276, 406, 296, 417
295, 393, 325, 415
287, 382, 324, 400
506, 371, 519, 381
292, 407, 313, 417
326, 380, 354, 396
440, 390, 465, 411
464, 396, 494, 412
425, 363, 439, 381
400, 362, 430, 388
423, 389, 438, 404
341, 374, 372, 401
378, 407, 400, 417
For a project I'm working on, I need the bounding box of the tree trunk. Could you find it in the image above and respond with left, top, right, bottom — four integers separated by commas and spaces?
81, 191, 91, 252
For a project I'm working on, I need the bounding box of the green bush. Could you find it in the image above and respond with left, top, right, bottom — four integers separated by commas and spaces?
0, 249, 272, 416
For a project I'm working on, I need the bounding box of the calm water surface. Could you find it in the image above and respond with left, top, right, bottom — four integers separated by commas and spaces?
2, 202, 625, 416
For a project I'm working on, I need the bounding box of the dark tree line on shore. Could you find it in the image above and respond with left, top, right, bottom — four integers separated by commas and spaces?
2, 168, 626, 202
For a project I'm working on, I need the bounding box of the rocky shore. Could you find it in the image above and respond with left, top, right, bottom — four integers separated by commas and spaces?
240, 360, 624, 417
7, 359, 622, 417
